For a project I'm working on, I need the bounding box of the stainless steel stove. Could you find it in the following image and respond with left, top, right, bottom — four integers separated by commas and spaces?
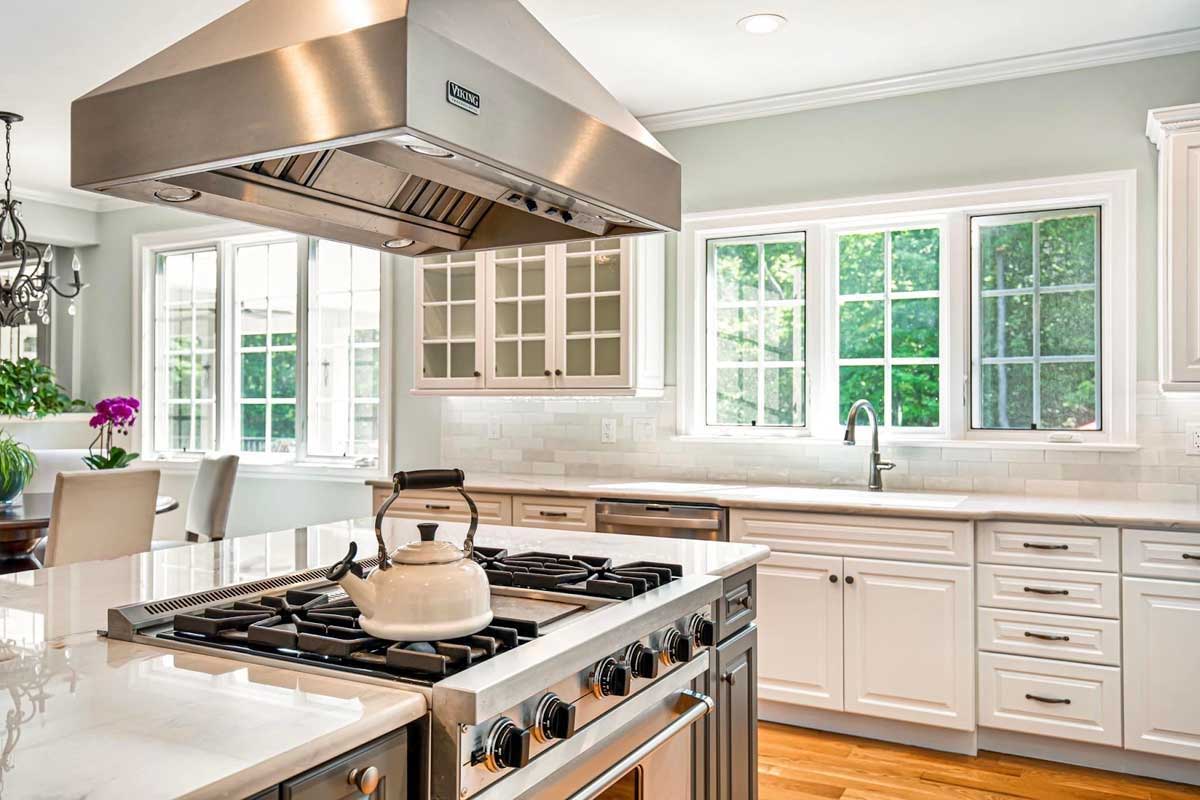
106, 545, 723, 800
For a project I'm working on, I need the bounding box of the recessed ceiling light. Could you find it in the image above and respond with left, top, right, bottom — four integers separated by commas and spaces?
737, 13, 787, 34
383, 238, 414, 249
154, 187, 200, 203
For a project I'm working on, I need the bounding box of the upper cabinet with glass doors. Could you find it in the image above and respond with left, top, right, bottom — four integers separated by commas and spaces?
413, 235, 664, 395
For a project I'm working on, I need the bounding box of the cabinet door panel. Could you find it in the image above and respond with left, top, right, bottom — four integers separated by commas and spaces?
843, 558, 974, 730
757, 552, 843, 710
1123, 577, 1200, 761
415, 254, 484, 390
486, 246, 555, 389
555, 238, 631, 389
717, 625, 758, 800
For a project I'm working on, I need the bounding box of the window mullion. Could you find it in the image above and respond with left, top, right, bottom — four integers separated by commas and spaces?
1031, 220, 1042, 429
883, 231, 893, 427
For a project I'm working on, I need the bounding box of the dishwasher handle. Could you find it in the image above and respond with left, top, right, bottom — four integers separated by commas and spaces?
595, 513, 721, 531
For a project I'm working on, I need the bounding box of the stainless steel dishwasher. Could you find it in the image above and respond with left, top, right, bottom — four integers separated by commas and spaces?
594, 500, 728, 541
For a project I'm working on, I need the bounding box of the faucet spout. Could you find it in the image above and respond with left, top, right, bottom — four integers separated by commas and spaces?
842, 399, 894, 491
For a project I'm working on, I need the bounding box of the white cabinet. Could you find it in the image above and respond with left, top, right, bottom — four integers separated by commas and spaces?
413, 235, 664, 395
757, 552, 843, 711
842, 558, 975, 730
1123, 577, 1200, 761
1147, 104, 1200, 389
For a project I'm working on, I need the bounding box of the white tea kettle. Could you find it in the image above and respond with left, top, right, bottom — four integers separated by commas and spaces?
326, 469, 492, 641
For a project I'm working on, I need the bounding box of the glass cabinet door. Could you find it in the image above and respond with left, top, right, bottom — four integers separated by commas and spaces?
416, 252, 484, 389
486, 245, 555, 388
556, 237, 630, 388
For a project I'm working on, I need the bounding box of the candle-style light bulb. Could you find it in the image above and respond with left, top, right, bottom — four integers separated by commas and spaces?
71, 253, 82, 285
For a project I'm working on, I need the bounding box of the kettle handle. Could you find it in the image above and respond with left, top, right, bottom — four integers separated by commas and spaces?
374, 469, 480, 567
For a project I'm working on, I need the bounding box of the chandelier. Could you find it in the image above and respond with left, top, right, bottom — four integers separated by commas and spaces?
0, 111, 85, 327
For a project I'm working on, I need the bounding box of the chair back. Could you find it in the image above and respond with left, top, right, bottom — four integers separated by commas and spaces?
45, 469, 161, 567
185, 454, 239, 542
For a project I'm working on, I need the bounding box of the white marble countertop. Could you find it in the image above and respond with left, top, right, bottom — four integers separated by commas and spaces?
0, 518, 767, 799
369, 473, 1200, 530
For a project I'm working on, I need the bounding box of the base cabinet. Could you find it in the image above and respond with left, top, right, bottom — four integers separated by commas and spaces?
247, 729, 410, 800
716, 625, 758, 800
1123, 577, 1200, 761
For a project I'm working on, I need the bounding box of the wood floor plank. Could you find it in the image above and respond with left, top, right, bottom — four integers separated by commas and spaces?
756, 723, 1200, 800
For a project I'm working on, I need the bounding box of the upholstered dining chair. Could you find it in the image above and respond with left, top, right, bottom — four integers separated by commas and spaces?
184, 454, 239, 543
44, 469, 161, 567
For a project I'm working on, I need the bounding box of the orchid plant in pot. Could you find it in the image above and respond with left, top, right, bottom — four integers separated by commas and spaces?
85, 396, 140, 470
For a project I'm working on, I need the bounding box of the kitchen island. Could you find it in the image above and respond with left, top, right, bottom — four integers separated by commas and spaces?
0, 517, 767, 799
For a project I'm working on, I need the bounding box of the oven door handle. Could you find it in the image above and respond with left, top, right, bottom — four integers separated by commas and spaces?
565, 689, 715, 800
596, 513, 721, 531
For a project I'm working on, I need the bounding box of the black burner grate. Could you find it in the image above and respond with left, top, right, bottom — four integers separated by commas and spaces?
473, 550, 683, 599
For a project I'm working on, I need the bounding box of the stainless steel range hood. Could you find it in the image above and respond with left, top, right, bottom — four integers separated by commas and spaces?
71, 0, 680, 256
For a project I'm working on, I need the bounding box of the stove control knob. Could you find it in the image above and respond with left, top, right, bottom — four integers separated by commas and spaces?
688, 614, 717, 648
659, 628, 694, 666
590, 656, 633, 698
624, 642, 660, 679
533, 693, 576, 742
484, 717, 531, 772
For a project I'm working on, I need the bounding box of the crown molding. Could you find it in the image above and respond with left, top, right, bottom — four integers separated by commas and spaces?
640, 27, 1200, 132
1146, 102, 1200, 148
12, 186, 139, 213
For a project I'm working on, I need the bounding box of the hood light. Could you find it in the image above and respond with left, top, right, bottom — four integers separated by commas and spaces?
383, 238, 414, 249
405, 143, 454, 159
737, 13, 787, 34
154, 187, 200, 203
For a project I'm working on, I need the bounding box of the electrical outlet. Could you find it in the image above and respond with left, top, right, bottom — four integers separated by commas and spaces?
1188, 423, 1200, 456
633, 417, 657, 443
487, 418, 501, 440
601, 418, 617, 444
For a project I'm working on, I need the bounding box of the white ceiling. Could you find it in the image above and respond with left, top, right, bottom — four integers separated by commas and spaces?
6, 0, 1200, 207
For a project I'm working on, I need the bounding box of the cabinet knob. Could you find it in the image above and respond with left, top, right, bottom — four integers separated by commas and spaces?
829, 574, 839, 584
544, 369, 551, 376
554, 369, 563, 376
348, 765, 381, 794
844, 576, 854, 585
473, 370, 482, 378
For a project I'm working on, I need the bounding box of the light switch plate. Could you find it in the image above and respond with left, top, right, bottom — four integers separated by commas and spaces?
601, 418, 617, 444
1187, 423, 1200, 456
487, 418, 501, 440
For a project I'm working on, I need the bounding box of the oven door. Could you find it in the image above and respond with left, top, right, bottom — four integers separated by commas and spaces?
477, 654, 713, 800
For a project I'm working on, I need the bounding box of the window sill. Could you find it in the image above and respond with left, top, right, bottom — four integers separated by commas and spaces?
150, 455, 387, 483
672, 434, 1140, 453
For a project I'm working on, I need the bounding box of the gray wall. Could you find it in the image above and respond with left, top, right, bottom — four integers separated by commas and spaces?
655, 51, 1200, 382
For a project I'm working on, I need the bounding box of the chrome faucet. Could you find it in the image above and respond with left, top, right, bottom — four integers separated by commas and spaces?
843, 399, 895, 491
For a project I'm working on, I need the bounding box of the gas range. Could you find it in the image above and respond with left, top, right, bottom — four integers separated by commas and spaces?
106, 544, 722, 800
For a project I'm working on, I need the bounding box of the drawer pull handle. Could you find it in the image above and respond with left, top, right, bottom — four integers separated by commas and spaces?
425, 503, 452, 510
1023, 586, 1069, 596
1022, 542, 1069, 551
1183, 553, 1200, 560
539, 510, 569, 517
1024, 631, 1070, 642
1025, 693, 1071, 705
731, 593, 753, 610
644, 504, 672, 512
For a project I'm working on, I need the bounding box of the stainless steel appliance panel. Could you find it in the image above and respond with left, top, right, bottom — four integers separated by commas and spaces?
596, 501, 728, 542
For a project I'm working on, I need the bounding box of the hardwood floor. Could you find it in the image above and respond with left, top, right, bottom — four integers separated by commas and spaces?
758, 723, 1200, 800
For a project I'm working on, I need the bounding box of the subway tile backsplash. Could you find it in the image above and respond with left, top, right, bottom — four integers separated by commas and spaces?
440, 383, 1200, 501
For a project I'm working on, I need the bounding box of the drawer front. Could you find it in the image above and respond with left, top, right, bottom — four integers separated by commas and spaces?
512, 495, 596, 531
282, 730, 408, 799
730, 510, 972, 565
977, 564, 1119, 618
977, 521, 1118, 572
977, 607, 1121, 666
978, 653, 1121, 746
716, 565, 757, 642
373, 488, 512, 525
1122, 529, 1200, 580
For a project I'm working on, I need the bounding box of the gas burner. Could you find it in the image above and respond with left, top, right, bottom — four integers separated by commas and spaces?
478, 551, 682, 599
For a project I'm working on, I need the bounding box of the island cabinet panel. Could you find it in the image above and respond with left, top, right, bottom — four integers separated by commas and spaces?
716, 624, 758, 800
1123, 577, 1200, 761
372, 487, 512, 526
976, 521, 1119, 572
730, 510, 972, 565
842, 559, 975, 730
757, 552, 843, 711
1122, 529, 1200, 580
511, 494, 596, 530
281, 729, 408, 799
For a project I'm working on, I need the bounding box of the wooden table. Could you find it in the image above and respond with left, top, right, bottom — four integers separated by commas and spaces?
0, 493, 179, 573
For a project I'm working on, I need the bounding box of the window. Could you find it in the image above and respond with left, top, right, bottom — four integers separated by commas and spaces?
143, 228, 387, 467
680, 171, 1134, 446
706, 234, 806, 428
155, 248, 218, 451
836, 227, 941, 429
971, 208, 1100, 431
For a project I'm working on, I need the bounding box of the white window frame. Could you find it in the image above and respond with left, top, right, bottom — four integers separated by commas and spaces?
132, 221, 393, 477
705, 231, 809, 432
678, 170, 1136, 449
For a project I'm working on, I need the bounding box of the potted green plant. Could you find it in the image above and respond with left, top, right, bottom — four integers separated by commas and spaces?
0, 358, 87, 418
0, 432, 37, 506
